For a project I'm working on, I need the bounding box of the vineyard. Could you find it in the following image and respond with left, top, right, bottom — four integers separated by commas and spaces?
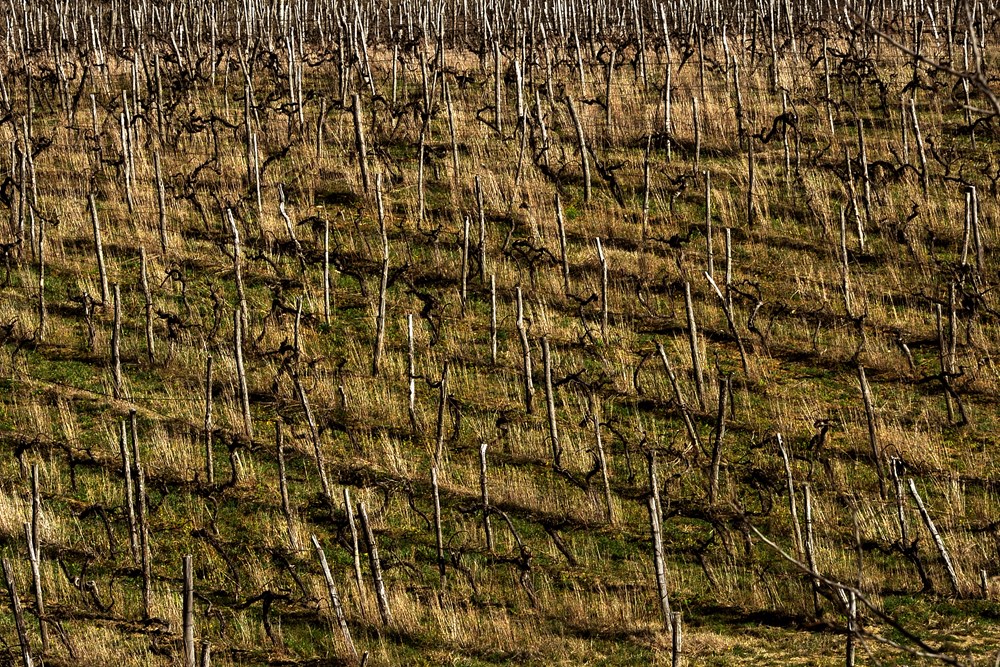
0, 0, 999, 664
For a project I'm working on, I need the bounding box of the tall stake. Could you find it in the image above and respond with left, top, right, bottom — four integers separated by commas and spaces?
431, 466, 446, 582
908, 479, 960, 595
183, 555, 195, 667
233, 311, 254, 441
2, 558, 34, 667
111, 284, 124, 399
516, 287, 534, 413
23, 523, 46, 652
352, 93, 370, 193
647, 452, 673, 633
777, 434, 804, 559
372, 175, 389, 376
358, 502, 392, 626
684, 283, 706, 411
596, 238, 609, 339
479, 443, 494, 550
140, 247, 155, 364
204, 355, 214, 485
542, 337, 561, 469
311, 535, 359, 660
857, 365, 887, 497
343, 488, 367, 617
434, 363, 450, 466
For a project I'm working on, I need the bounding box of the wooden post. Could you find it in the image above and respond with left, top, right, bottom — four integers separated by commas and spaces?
910, 98, 929, 198
565, 96, 591, 204
709, 374, 729, 504
705, 170, 714, 279
275, 423, 298, 550
542, 337, 561, 469
479, 444, 494, 550
343, 489, 367, 617
908, 478, 960, 595
705, 272, 751, 379
204, 355, 214, 485
656, 343, 703, 451
846, 591, 856, 667
683, 282, 706, 411
154, 151, 167, 253
556, 193, 570, 294
323, 216, 331, 324
434, 363, 449, 466
183, 555, 195, 667
596, 238, 609, 339
407, 314, 416, 427
516, 287, 534, 414
30, 465, 40, 561
431, 467, 446, 582
311, 535, 359, 660
803, 484, 822, 619
372, 175, 389, 376
647, 452, 672, 633
857, 365, 887, 497
460, 215, 470, 315
119, 420, 139, 561
140, 247, 155, 364
890, 458, 910, 546
137, 463, 151, 620
227, 209, 248, 323
777, 434, 804, 559
36, 214, 44, 341
293, 374, 333, 502
23, 523, 46, 652
490, 275, 498, 364
234, 311, 254, 441
590, 393, 614, 524
352, 93, 370, 194
2, 558, 34, 667
476, 176, 487, 282
692, 96, 701, 175
111, 284, 124, 399
671, 611, 682, 666
493, 42, 504, 135
358, 502, 391, 626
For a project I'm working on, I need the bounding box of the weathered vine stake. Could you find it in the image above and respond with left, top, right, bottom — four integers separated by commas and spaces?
311, 535, 359, 660
479, 443, 494, 550
516, 287, 534, 413
183, 555, 195, 667
111, 284, 124, 399
23, 523, 46, 652
343, 488, 367, 617
595, 238, 608, 339
358, 502, 392, 626
139, 247, 154, 364
233, 311, 254, 441
204, 355, 214, 485
2, 558, 33, 667
431, 467, 446, 582
372, 174, 389, 376
352, 93, 370, 193
542, 337, 561, 469
119, 420, 139, 561
646, 452, 673, 633
907, 479, 960, 595
565, 96, 591, 203
683, 283, 706, 411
